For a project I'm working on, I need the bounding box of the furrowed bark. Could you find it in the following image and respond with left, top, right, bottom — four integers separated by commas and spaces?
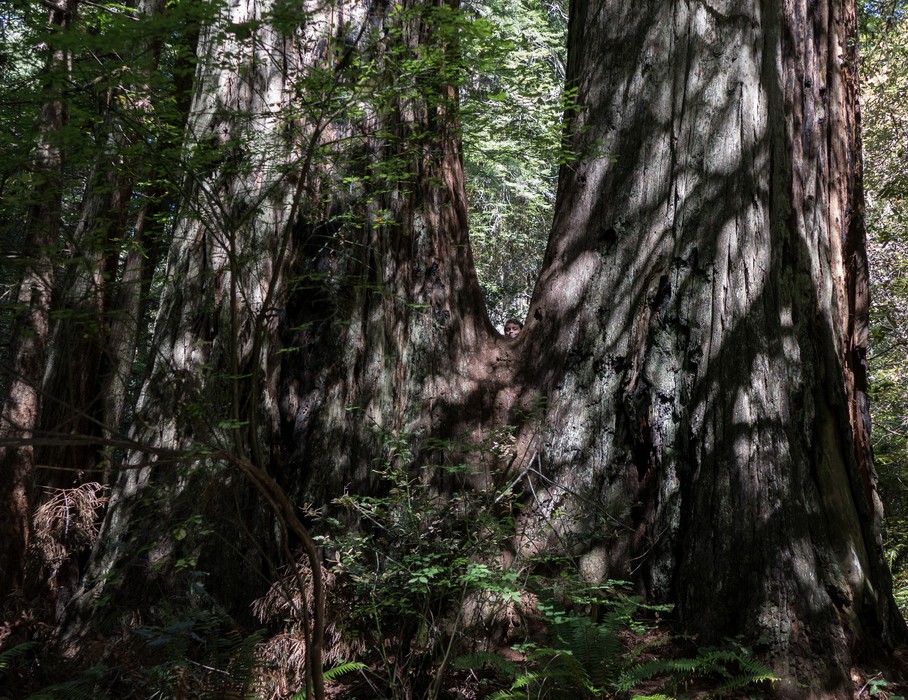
0, 0, 76, 596
519, 0, 905, 693
60, 4, 493, 691
40, 0, 905, 696
27, 0, 183, 620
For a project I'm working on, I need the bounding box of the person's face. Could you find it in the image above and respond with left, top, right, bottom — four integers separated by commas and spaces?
504, 322, 521, 338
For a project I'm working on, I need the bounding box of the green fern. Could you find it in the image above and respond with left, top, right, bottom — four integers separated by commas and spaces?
0, 641, 37, 674
469, 628, 613, 698
462, 593, 777, 699
617, 643, 778, 696
619, 658, 702, 690
289, 661, 368, 698
552, 615, 621, 690
323, 660, 367, 680
532, 651, 592, 697
487, 670, 542, 700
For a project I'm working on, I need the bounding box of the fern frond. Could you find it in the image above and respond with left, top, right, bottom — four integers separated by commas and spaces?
617, 658, 698, 691
694, 646, 778, 691
716, 670, 779, 693
556, 617, 621, 689
0, 641, 37, 673
323, 660, 367, 680
511, 671, 540, 689
625, 636, 669, 662
619, 645, 779, 696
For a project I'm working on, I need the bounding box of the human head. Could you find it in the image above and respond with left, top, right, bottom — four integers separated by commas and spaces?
504, 318, 523, 338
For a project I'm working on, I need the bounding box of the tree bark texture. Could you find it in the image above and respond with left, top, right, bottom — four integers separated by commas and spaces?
50, 0, 905, 695
35, 134, 134, 487
18, 0, 184, 621
61, 0, 492, 645
278, 1, 493, 507
33, 0, 176, 482
61, 0, 315, 635
517, 0, 904, 693
0, 0, 75, 597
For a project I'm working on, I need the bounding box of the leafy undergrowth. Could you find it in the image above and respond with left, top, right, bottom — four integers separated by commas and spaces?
317, 610, 781, 700
4, 421, 907, 699
853, 667, 908, 700
4, 602, 907, 699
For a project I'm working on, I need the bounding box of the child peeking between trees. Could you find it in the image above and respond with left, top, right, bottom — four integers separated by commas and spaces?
504, 318, 523, 338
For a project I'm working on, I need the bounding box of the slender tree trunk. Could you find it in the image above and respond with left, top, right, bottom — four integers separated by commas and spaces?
517, 0, 904, 693
25, 0, 181, 620
98, 192, 169, 465
35, 139, 133, 487
0, 0, 76, 597
34, 0, 172, 485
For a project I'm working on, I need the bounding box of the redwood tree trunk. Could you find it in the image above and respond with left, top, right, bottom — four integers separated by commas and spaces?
51, 0, 905, 696
35, 140, 134, 487
61, 0, 492, 647
518, 0, 904, 693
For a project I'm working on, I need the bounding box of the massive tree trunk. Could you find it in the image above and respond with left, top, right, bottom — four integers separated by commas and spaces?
518, 0, 904, 693
60, 0, 492, 647
49, 0, 904, 696
60, 0, 314, 637
50, 9, 504, 700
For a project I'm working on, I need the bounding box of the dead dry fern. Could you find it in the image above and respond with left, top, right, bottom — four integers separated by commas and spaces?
252, 559, 366, 699
30, 482, 108, 582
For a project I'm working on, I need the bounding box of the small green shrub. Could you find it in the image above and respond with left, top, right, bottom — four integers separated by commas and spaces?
316, 427, 527, 697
